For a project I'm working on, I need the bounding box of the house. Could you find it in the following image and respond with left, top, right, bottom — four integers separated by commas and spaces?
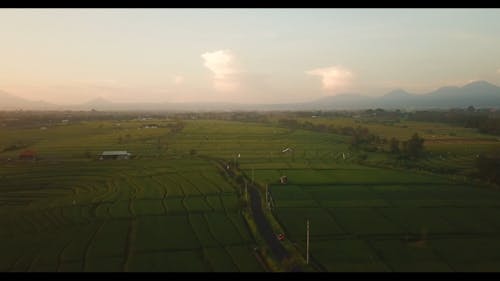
19, 150, 37, 160
142, 124, 159, 129
99, 151, 131, 160
280, 176, 288, 184
282, 147, 293, 153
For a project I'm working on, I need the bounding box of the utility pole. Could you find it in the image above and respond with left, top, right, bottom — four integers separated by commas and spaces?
265, 184, 268, 206
306, 219, 310, 265
252, 168, 254, 184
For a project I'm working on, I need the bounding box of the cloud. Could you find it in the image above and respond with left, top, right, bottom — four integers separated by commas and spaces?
173, 75, 185, 85
306, 65, 353, 92
201, 49, 239, 92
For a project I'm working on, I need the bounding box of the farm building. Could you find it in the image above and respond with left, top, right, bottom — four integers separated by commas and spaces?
19, 150, 37, 160
280, 176, 288, 184
99, 151, 131, 160
142, 124, 159, 129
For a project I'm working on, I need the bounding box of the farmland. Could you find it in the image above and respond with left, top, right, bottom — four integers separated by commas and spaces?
0, 117, 264, 272
1, 111, 500, 271
0, 158, 263, 272
268, 174, 500, 271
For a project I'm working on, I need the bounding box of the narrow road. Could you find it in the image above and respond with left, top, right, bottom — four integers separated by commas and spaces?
247, 180, 302, 272
247, 182, 288, 262
208, 158, 301, 271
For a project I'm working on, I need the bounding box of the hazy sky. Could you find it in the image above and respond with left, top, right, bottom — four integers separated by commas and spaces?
1, 8, 500, 104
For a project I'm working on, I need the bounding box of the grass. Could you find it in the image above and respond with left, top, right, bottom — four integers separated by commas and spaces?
308, 239, 389, 272
1, 116, 499, 272
128, 250, 208, 272
134, 215, 200, 251
202, 247, 239, 272
87, 220, 129, 258
370, 239, 452, 272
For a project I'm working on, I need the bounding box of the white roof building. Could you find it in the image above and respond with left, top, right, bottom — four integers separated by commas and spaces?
100, 151, 131, 160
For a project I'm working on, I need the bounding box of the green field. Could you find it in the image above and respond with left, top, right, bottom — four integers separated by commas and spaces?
268, 168, 500, 271
1, 114, 500, 272
0, 119, 267, 272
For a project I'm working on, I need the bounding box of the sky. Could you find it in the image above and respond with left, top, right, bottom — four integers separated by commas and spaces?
1, 8, 500, 105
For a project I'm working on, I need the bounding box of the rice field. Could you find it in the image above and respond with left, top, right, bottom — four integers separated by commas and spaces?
268, 168, 500, 271
1, 115, 500, 272
0, 119, 267, 272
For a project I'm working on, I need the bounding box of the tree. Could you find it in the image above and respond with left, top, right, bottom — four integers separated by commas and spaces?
404, 133, 425, 159
389, 137, 400, 154
476, 154, 500, 185
84, 150, 92, 159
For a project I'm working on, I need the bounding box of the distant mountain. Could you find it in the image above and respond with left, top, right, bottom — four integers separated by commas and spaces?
68, 97, 245, 112
302, 93, 374, 110
1, 80, 500, 111
420, 80, 500, 108
373, 89, 420, 109
304, 80, 500, 110
0, 90, 57, 110
82, 97, 115, 108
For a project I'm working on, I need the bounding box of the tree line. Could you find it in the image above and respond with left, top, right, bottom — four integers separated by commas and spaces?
408, 107, 500, 136
277, 118, 426, 159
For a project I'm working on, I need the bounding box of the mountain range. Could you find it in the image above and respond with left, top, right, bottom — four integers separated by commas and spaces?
2, 80, 500, 111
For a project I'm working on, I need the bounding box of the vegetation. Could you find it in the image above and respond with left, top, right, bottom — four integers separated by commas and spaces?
407, 108, 500, 136
0, 108, 499, 272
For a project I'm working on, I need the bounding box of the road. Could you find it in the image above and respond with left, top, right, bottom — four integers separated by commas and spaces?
247, 182, 289, 262
210, 158, 301, 271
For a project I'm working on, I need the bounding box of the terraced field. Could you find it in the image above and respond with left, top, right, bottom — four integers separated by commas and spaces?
0, 160, 263, 272
0, 119, 266, 272
266, 167, 500, 271
1, 116, 500, 272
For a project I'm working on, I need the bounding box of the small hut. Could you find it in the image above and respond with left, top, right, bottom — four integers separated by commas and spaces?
280, 176, 288, 184
19, 150, 37, 160
99, 151, 131, 160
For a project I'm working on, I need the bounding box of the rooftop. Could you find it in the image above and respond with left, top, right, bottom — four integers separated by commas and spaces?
101, 151, 131, 156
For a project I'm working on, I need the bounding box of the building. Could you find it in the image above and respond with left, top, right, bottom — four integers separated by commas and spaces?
142, 124, 158, 129
99, 151, 131, 160
19, 150, 37, 160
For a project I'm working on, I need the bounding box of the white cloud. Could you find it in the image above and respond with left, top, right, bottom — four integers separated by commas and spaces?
173, 75, 185, 85
306, 65, 353, 92
201, 49, 239, 92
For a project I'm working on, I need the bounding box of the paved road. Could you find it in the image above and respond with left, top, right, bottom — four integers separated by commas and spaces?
247, 183, 288, 261
210, 158, 301, 271
247, 183, 302, 272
